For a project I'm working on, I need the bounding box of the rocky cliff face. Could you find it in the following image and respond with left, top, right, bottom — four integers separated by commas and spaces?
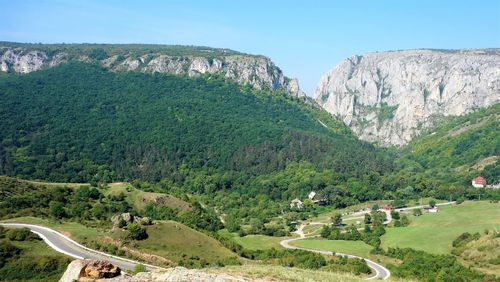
315, 49, 500, 146
0, 44, 305, 97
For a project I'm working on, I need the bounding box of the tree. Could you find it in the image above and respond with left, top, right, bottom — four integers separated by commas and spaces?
401, 215, 410, 226
332, 213, 343, 226
345, 224, 362, 240
429, 200, 436, 208
225, 218, 241, 233
413, 208, 422, 217
49, 201, 66, 219
364, 213, 371, 224
327, 227, 341, 240
320, 225, 331, 238
127, 223, 148, 240
372, 204, 380, 211
394, 220, 401, 227
391, 210, 400, 220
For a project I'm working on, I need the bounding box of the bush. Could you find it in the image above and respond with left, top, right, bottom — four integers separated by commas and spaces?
126, 223, 148, 240
133, 264, 146, 273
6, 228, 39, 241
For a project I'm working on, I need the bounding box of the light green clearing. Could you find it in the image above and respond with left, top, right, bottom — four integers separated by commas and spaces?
382, 201, 500, 254
218, 229, 292, 250
290, 238, 373, 258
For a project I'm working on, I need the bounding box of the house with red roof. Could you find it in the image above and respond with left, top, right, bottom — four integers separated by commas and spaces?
472, 176, 486, 188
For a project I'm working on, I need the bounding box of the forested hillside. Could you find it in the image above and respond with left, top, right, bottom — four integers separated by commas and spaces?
0, 62, 390, 193
388, 104, 499, 199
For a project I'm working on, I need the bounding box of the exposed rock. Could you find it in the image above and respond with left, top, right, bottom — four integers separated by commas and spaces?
59, 260, 87, 282
0, 44, 304, 97
83, 260, 121, 279
59, 260, 120, 282
130, 267, 248, 282
111, 213, 134, 228
60, 260, 252, 282
138, 217, 152, 225
315, 49, 500, 146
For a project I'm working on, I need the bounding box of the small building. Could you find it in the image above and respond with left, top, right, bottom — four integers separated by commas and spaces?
308, 191, 317, 200
383, 205, 393, 211
472, 176, 486, 188
290, 198, 303, 209
423, 206, 438, 213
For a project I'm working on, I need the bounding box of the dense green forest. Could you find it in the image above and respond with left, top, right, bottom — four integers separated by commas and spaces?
0, 62, 390, 194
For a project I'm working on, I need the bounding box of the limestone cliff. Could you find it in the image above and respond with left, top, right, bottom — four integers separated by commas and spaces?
0, 43, 305, 97
315, 49, 500, 146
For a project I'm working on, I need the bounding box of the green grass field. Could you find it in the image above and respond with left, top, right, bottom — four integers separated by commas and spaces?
382, 201, 500, 254
290, 238, 373, 258
218, 229, 292, 250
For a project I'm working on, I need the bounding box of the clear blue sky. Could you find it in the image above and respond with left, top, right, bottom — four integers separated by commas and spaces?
2, 0, 499, 95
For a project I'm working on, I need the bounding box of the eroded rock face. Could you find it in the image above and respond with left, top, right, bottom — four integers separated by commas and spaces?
59, 260, 120, 282
0, 45, 304, 96
315, 49, 500, 146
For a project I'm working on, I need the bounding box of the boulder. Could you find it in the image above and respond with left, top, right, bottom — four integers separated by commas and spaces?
83, 260, 121, 279
112, 213, 134, 228
58, 260, 121, 282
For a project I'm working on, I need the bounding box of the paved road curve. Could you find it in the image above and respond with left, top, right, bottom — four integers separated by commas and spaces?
280, 235, 390, 280
0, 223, 161, 272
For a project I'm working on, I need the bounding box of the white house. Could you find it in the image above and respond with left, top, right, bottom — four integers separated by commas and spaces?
308, 191, 316, 200
290, 198, 303, 209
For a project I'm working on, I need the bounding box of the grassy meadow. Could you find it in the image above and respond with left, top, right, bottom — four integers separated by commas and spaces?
381, 201, 500, 254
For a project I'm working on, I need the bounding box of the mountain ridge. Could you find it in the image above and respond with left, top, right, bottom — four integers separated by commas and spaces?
0, 42, 306, 98
315, 48, 500, 146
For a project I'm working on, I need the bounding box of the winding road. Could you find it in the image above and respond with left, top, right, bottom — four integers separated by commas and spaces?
0, 223, 160, 272
1, 201, 455, 279
280, 201, 456, 280
280, 231, 390, 280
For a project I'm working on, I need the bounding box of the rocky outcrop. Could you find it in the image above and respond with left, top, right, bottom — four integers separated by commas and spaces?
59, 260, 121, 282
59, 260, 251, 282
0, 44, 304, 96
315, 49, 500, 146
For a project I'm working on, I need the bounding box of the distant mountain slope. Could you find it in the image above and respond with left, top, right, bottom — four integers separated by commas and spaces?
315, 49, 500, 146
0, 62, 389, 183
395, 104, 499, 187
0, 42, 305, 97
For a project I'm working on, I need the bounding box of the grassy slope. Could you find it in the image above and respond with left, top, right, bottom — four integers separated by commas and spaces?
381, 201, 500, 254
457, 232, 500, 276
5, 177, 191, 213
119, 220, 238, 264
218, 229, 292, 250
2, 217, 236, 265
104, 182, 191, 211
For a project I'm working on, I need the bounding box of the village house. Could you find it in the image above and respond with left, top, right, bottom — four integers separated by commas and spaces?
423, 206, 438, 213
290, 198, 303, 209
472, 176, 486, 188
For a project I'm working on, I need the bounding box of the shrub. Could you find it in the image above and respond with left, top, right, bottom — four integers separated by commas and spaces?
126, 223, 148, 240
